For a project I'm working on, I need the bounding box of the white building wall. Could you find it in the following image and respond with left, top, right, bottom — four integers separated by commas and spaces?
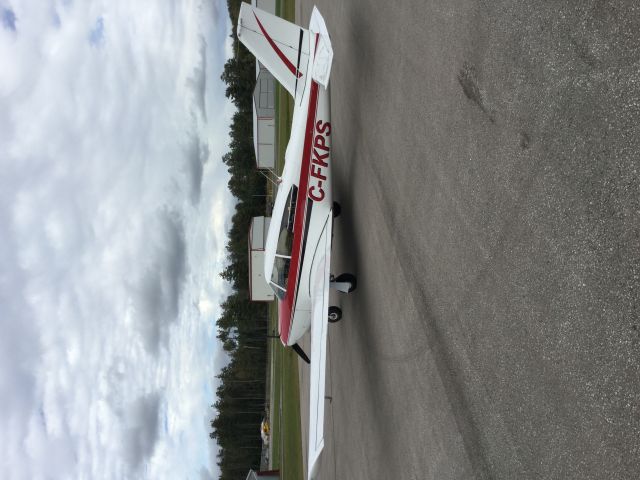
249, 217, 274, 302
252, 0, 277, 170
250, 250, 274, 301
254, 0, 276, 14
257, 119, 275, 169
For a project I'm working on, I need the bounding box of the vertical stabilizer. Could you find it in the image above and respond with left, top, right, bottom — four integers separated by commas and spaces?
237, 3, 310, 99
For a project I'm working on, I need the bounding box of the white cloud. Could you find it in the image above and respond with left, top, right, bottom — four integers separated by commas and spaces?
0, 0, 233, 478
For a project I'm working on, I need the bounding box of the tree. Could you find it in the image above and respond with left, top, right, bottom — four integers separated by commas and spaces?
210, 3, 272, 477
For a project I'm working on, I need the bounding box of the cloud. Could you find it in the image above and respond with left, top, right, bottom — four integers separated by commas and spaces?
187, 36, 208, 121
132, 210, 188, 355
199, 467, 215, 480
0, 0, 233, 478
122, 393, 162, 469
89, 16, 104, 46
1, 7, 16, 31
184, 135, 210, 205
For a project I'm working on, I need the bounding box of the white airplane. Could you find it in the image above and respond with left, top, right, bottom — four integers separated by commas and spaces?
237, 3, 355, 478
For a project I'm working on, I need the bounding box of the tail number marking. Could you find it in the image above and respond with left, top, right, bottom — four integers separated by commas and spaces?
309, 120, 331, 202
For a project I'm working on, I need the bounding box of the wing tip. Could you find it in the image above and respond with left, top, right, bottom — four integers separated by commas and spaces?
307, 440, 325, 479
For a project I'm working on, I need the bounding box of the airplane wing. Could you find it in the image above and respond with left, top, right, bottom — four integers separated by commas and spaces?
307, 215, 332, 479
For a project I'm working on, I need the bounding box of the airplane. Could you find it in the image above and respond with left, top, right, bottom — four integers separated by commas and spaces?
237, 3, 356, 478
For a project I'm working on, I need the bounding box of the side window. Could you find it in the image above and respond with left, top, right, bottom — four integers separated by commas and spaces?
270, 186, 297, 300
276, 186, 298, 257
270, 257, 290, 300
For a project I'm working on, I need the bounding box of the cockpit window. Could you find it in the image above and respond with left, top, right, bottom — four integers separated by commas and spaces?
270, 257, 290, 300
276, 186, 298, 256
269, 186, 298, 300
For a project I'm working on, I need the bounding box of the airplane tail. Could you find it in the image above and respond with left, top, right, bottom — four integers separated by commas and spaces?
237, 3, 311, 98
237, 4, 333, 96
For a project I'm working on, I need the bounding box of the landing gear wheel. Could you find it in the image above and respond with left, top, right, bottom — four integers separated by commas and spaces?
334, 273, 357, 293
332, 202, 341, 218
328, 306, 342, 323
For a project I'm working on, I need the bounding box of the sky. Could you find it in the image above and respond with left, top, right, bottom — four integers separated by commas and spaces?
0, 1, 235, 478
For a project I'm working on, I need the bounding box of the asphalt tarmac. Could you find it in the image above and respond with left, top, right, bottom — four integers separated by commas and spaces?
295, 1, 640, 479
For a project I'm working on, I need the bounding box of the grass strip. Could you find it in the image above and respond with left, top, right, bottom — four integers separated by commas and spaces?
269, 0, 303, 478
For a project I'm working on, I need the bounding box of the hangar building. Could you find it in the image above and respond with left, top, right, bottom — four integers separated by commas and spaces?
248, 216, 274, 302
252, 0, 277, 170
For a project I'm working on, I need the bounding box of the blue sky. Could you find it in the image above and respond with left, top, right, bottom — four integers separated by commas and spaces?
0, 0, 234, 478
2, 7, 16, 31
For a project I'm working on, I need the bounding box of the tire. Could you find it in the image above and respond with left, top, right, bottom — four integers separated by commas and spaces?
334, 273, 357, 293
328, 306, 342, 323
332, 202, 341, 218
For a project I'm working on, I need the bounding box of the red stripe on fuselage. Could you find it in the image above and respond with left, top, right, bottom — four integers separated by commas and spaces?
253, 12, 303, 79
279, 80, 320, 345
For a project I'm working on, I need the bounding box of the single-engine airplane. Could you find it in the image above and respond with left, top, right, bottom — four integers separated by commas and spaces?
237, 3, 355, 478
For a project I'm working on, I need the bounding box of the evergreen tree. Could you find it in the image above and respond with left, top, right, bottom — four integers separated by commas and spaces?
210, 1, 275, 477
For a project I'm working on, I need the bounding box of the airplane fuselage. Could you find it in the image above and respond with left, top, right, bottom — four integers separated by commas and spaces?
273, 63, 333, 346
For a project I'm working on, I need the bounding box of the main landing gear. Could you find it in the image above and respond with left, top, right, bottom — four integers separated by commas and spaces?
328, 273, 357, 322
329, 273, 357, 293
329, 201, 354, 323
328, 306, 342, 323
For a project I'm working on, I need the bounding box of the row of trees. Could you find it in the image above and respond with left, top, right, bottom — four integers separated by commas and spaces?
210, 1, 273, 479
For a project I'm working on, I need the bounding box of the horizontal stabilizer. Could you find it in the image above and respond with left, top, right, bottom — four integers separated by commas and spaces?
237, 3, 311, 98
